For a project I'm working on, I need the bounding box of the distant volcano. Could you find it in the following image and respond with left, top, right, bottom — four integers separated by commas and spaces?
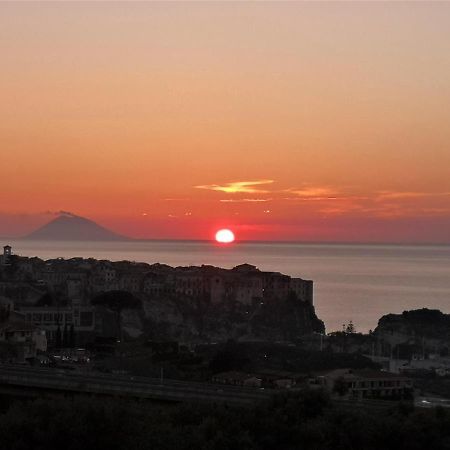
25, 213, 128, 241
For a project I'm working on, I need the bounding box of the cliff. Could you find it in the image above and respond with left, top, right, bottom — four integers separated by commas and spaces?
374, 308, 450, 357
131, 291, 324, 343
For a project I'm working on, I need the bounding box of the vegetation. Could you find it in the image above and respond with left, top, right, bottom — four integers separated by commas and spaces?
1, 390, 450, 450
201, 341, 379, 375
377, 308, 450, 341
0, 342, 18, 362
92, 290, 141, 341
333, 376, 349, 396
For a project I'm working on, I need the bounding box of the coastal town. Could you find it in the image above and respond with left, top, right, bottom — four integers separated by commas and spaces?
2, 243, 450, 406
2, 1, 450, 447
0, 244, 317, 345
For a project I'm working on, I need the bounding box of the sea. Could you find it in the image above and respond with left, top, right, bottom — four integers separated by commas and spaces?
4, 240, 450, 334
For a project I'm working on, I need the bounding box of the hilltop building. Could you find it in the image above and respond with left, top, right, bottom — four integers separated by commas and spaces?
1, 245, 12, 265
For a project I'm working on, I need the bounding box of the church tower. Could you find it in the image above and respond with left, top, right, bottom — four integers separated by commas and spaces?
2, 245, 12, 265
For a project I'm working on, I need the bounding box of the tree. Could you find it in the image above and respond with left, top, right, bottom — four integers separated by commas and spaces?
62, 324, 69, 348
0, 342, 18, 362
0, 306, 10, 323
91, 291, 141, 342
345, 321, 356, 334
55, 326, 62, 349
69, 324, 76, 348
333, 376, 349, 396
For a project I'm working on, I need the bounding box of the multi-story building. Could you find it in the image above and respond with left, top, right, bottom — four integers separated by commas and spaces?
231, 275, 264, 306
20, 305, 95, 344
143, 272, 175, 296
119, 272, 144, 293
0, 297, 47, 361
289, 278, 313, 304
314, 368, 413, 400
0, 321, 47, 361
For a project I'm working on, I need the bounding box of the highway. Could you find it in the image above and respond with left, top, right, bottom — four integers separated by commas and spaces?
415, 396, 450, 409
0, 364, 272, 406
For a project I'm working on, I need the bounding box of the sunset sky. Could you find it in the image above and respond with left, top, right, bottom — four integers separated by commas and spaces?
1, 2, 450, 242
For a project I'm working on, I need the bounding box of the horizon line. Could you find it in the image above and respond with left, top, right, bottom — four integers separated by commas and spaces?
1, 236, 450, 247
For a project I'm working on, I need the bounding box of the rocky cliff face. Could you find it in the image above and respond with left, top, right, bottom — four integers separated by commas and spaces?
120, 292, 324, 343
374, 309, 450, 357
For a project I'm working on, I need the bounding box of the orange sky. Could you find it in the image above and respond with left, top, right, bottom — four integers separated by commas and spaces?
1, 2, 450, 242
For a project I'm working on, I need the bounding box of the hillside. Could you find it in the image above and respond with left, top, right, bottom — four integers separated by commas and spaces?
374, 309, 450, 358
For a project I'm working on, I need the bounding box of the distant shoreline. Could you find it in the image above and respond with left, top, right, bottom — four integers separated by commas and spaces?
2, 237, 449, 248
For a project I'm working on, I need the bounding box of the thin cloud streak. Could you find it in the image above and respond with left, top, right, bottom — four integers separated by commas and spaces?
195, 180, 274, 194
376, 191, 450, 201
219, 198, 271, 203
285, 186, 338, 198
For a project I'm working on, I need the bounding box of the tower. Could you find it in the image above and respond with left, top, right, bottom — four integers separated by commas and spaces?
2, 245, 12, 265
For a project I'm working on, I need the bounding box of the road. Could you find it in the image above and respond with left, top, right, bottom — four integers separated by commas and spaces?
0, 364, 272, 406
415, 396, 450, 409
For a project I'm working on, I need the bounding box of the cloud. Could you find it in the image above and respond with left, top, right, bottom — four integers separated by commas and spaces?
42, 210, 78, 217
376, 191, 450, 201
41, 210, 80, 218
285, 186, 338, 199
195, 180, 274, 194
219, 198, 271, 203
58, 210, 79, 218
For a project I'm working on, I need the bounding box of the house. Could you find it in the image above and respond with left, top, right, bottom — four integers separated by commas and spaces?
313, 368, 413, 400
256, 369, 306, 389
212, 369, 306, 389
212, 371, 263, 388
0, 318, 47, 362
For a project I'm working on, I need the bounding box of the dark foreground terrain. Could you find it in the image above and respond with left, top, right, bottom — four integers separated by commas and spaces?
0, 390, 449, 450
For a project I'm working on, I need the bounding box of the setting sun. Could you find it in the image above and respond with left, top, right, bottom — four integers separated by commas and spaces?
215, 229, 235, 244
